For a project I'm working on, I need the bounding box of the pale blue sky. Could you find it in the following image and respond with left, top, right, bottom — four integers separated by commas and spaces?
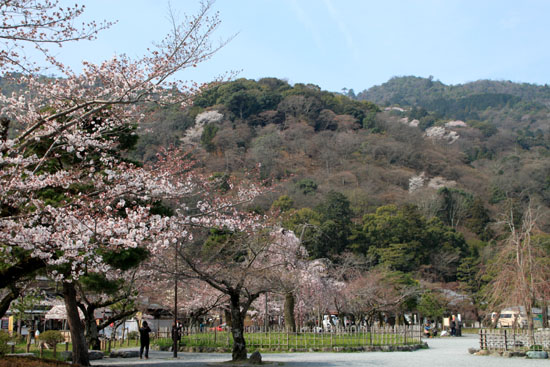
51, 0, 550, 92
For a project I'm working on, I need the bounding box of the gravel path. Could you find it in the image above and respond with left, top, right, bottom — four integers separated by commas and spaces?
91, 335, 548, 366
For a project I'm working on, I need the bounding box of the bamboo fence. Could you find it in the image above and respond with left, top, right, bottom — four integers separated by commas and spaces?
151, 325, 423, 351
479, 328, 550, 351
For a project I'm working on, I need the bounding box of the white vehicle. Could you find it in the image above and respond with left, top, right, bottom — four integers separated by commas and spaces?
496, 310, 528, 328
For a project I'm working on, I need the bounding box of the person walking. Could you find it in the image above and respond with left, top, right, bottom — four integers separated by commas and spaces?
172, 320, 183, 345
450, 319, 456, 336
139, 321, 152, 359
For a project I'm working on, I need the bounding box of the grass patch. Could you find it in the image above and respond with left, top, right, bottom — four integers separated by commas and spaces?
0, 356, 73, 367
8, 342, 73, 361
181, 331, 422, 351
152, 337, 174, 350
7, 338, 141, 361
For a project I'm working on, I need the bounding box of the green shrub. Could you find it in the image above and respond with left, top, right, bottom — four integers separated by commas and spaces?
38, 330, 64, 346
0, 330, 10, 356
14, 334, 26, 344
153, 338, 173, 350
128, 331, 139, 340
296, 178, 318, 195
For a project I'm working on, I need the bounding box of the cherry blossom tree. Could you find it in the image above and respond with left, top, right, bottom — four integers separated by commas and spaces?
76, 265, 148, 350
251, 292, 283, 329
140, 269, 227, 328
179, 280, 227, 327
265, 229, 309, 332
0, 1, 229, 365
0, 0, 112, 73
155, 226, 304, 361
341, 268, 419, 326
176, 230, 271, 361
296, 258, 341, 328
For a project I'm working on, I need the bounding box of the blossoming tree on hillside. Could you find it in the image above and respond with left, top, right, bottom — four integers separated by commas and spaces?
0, 1, 230, 365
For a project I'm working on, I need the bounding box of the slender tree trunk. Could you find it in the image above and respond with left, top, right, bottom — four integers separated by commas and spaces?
491, 312, 500, 329
284, 291, 296, 332
190, 314, 198, 328
526, 302, 535, 345
224, 309, 232, 328
229, 293, 247, 361
542, 302, 548, 328
63, 282, 90, 366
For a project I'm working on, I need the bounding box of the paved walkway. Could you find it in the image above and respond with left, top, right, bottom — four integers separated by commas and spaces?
91, 335, 548, 366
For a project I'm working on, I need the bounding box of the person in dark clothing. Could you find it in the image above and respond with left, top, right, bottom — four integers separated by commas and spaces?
450, 319, 456, 336
139, 321, 151, 359
172, 321, 182, 343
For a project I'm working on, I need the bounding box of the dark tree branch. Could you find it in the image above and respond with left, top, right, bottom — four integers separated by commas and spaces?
0, 256, 46, 289
0, 284, 20, 318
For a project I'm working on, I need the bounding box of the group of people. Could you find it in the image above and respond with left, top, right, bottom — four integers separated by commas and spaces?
423, 317, 462, 338
138, 320, 183, 359
423, 320, 438, 338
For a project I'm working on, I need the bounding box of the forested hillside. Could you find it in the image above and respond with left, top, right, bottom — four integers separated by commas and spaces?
358, 75, 550, 110
128, 76, 550, 290
3, 68, 550, 328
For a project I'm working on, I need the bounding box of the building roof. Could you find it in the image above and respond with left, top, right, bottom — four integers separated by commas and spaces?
44, 305, 85, 320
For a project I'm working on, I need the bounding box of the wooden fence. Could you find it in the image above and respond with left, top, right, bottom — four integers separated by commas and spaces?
154, 325, 423, 351
479, 329, 550, 351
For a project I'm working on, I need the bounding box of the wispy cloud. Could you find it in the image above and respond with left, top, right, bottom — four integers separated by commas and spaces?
323, 0, 359, 60
288, 0, 325, 53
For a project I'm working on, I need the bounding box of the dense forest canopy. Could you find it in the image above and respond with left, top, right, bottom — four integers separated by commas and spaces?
121, 75, 550, 265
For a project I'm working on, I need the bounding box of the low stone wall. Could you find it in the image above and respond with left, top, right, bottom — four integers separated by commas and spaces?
470, 347, 549, 359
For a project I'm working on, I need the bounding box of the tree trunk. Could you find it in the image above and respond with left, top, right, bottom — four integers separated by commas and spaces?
63, 282, 90, 366
224, 309, 232, 327
542, 303, 548, 328
526, 303, 535, 346
229, 293, 247, 361
84, 306, 101, 350
491, 312, 500, 329
284, 291, 296, 332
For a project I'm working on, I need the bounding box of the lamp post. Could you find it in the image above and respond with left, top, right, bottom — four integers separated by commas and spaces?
173, 242, 178, 358
264, 293, 268, 332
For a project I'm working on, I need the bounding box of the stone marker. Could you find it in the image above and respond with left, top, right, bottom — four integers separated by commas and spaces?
249, 351, 262, 365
